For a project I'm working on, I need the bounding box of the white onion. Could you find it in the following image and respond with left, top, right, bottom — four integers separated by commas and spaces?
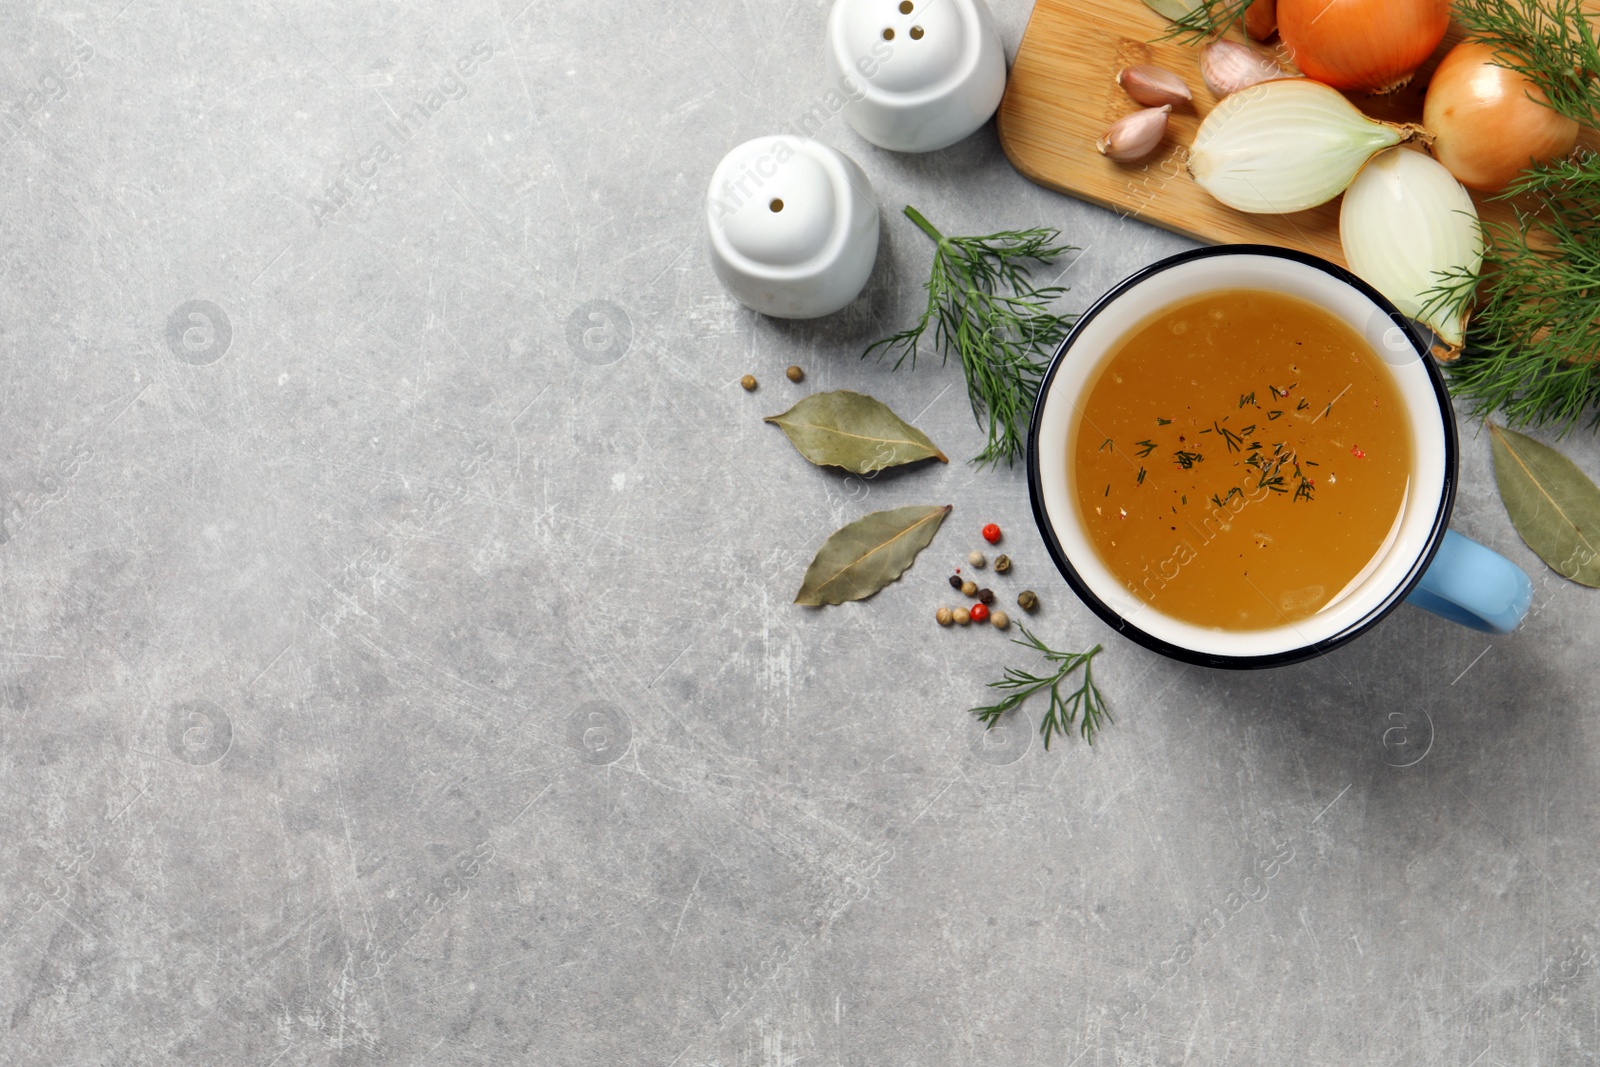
1188, 79, 1416, 213
1339, 147, 1482, 348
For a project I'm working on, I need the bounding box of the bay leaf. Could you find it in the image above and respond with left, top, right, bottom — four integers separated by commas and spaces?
795, 504, 951, 606
765, 390, 947, 474
1489, 423, 1600, 586
1141, 0, 1205, 20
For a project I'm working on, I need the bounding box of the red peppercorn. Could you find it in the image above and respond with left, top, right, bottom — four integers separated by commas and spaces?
969, 602, 990, 623
981, 523, 1002, 544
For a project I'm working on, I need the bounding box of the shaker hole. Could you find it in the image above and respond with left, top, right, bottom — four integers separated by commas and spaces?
769, 198, 784, 213
910, 25, 924, 39
882, 27, 894, 40
899, 1, 913, 12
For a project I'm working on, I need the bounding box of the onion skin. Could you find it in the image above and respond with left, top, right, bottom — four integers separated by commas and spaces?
1244, 0, 1277, 41
1423, 41, 1580, 193
1278, 0, 1449, 93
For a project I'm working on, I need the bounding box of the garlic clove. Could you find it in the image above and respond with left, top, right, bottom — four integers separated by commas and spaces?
1340, 147, 1483, 348
1199, 39, 1288, 98
1117, 65, 1192, 108
1097, 105, 1171, 163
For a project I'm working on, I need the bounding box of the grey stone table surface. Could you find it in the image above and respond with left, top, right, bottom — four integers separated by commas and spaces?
2, 1, 1598, 1064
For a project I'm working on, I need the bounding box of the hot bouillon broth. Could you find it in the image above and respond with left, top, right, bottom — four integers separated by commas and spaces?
1071, 289, 1413, 631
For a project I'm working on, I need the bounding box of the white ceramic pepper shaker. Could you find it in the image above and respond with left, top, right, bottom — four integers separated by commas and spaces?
705, 136, 880, 319
826, 0, 1007, 153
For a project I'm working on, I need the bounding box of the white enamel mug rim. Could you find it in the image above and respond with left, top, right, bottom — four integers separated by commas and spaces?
1027, 246, 1457, 669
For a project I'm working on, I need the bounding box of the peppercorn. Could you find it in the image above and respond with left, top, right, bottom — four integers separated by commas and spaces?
740, 374, 758, 391
948, 573, 964, 590
936, 607, 953, 627
976, 588, 995, 606
968, 550, 986, 568
990, 610, 1010, 630
993, 554, 1011, 574
953, 607, 971, 625
960, 580, 978, 597
1017, 590, 1039, 612
981, 523, 1002, 544
969, 603, 990, 624
785, 365, 804, 383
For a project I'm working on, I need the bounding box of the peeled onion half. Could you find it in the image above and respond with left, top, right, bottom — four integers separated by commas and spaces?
1340, 147, 1482, 348
1188, 79, 1415, 213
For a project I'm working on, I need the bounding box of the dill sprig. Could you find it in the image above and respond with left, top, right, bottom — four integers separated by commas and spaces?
1430, 203, 1600, 434
971, 627, 1110, 748
1451, 0, 1600, 126
865, 205, 1076, 468
1502, 151, 1600, 214
1153, 0, 1254, 44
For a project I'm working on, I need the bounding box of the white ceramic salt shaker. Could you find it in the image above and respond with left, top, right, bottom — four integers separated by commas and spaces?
826, 0, 1007, 153
705, 136, 880, 319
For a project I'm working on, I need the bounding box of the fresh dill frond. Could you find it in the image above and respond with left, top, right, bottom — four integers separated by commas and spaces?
865, 205, 1077, 468
971, 627, 1110, 748
1429, 204, 1600, 434
1153, 0, 1254, 44
1500, 152, 1600, 212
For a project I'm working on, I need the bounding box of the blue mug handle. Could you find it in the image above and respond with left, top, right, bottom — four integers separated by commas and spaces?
1405, 530, 1534, 634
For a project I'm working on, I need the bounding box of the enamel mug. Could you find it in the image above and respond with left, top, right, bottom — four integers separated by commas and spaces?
1028, 246, 1533, 669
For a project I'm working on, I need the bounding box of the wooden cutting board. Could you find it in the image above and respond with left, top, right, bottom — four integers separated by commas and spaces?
996, 0, 1600, 268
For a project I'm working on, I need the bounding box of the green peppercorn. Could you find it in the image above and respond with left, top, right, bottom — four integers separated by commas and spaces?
977, 588, 995, 606
993, 554, 1011, 574
948, 574, 964, 590
1017, 590, 1039, 612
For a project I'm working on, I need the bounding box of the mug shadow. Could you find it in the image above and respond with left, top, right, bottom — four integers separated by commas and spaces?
1165, 600, 1581, 849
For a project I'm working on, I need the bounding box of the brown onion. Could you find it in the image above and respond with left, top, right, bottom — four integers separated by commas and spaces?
1278, 0, 1449, 93
1423, 40, 1579, 193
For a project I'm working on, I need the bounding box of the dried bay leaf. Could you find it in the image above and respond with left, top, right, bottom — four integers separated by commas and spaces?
1141, 0, 1205, 20
765, 390, 947, 474
795, 504, 951, 606
1489, 423, 1600, 586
